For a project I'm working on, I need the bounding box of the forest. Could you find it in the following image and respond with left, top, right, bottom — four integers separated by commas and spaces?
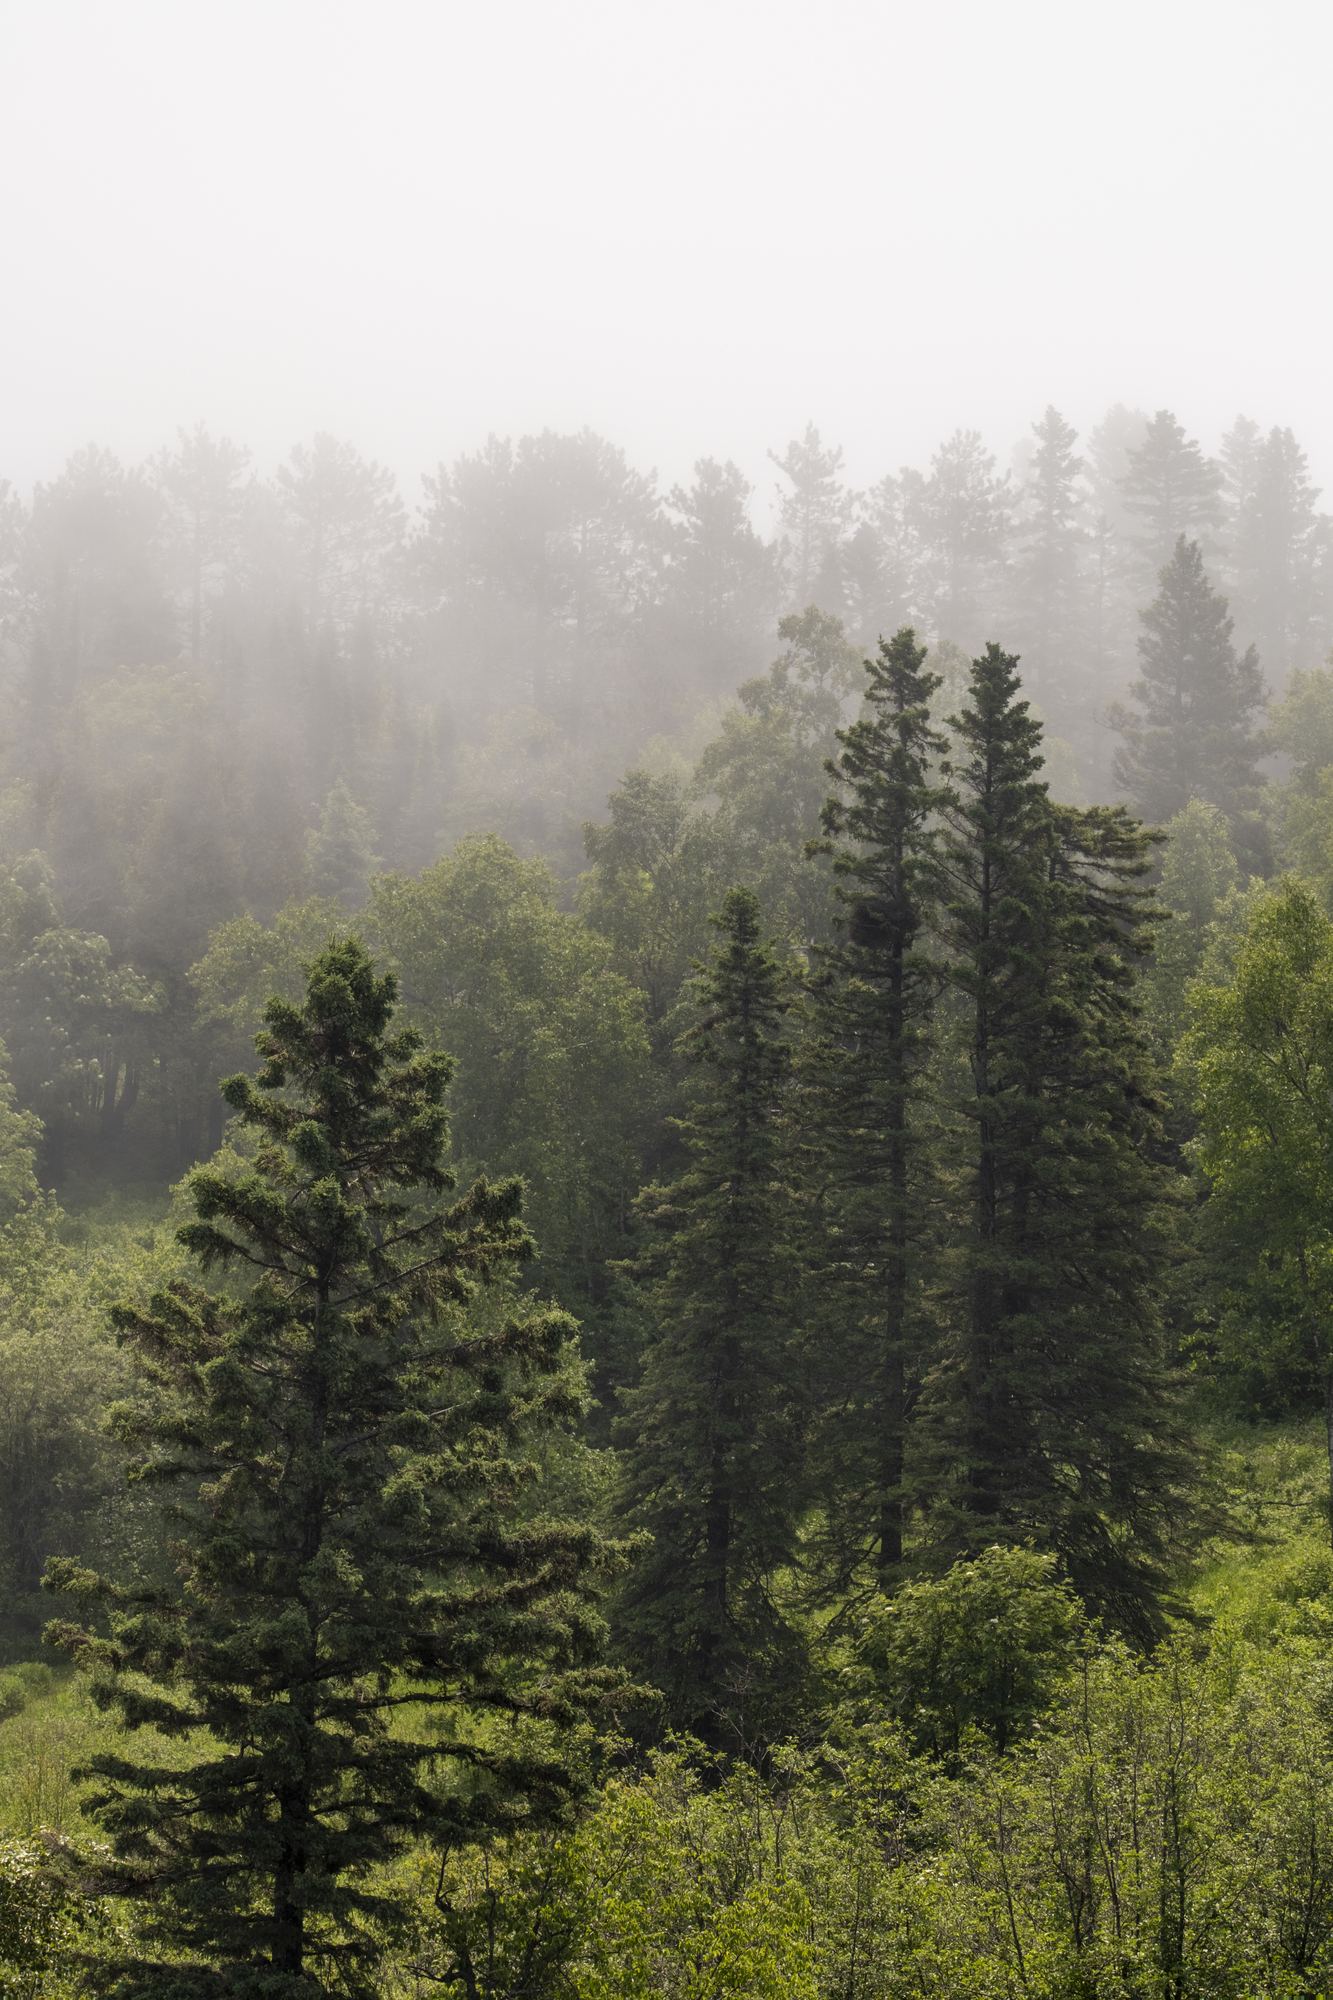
6, 402, 1333, 1995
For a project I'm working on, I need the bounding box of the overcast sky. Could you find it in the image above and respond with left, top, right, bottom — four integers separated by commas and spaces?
2, 0, 1328, 517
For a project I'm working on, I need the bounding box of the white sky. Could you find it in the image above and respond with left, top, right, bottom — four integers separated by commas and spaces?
1, 0, 1328, 519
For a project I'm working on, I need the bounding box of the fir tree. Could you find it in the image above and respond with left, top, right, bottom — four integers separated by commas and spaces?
1108, 537, 1268, 869
802, 628, 949, 1584
614, 888, 803, 1739
45, 939, 631, 1997
935, 646, 1192, 1637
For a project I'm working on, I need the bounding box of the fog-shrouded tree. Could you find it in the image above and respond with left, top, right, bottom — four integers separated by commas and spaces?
415, 427, 666, 748
917, 429, 1009, 648
614, 888, 805, 1741
1109, 537, 1269, 871
154, 426, 253, 672
46, 938, 633, 1997
1228, 424, 1332, 684
661, 457, 777, 697
801, 627, 949, 1585
306, 776, 382, 911
1008, 407, 1086, 741
25, 446, 175, 698
276, 433, 407, 640
1120, 410, 1224, 579
1142, 796, 1238, 1049
840, 471, 924, 650
769, 423, 853, 610
934, 644, 1191, 1637
580, 768, 726, 1030
691, 607, 861, 950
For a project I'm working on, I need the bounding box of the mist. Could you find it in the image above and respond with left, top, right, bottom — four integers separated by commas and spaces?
3, 1, 1330, 497
11, 11, 1333, 1989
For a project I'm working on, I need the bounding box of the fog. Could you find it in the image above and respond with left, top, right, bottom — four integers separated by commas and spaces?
0, 0, 1330, 1197
3, 0, 1329, 498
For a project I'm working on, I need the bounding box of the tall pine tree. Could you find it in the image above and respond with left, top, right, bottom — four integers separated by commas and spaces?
802, 628, 949, 1585
614, 888, 803, 1739
933, 646, 1193, 1637
46, 939, 630, 1998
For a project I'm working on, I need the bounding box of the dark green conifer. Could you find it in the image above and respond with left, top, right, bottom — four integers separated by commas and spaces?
934, 646, 1192, 1637
614, 888, 803, 1739
802, 628, 949, 1585
45, 939, 630, 1998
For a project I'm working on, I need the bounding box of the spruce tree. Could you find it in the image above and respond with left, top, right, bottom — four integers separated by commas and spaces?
802, 628, 949, 1584
614, 888, 803, 1739
45, 939, 630, 1998
1108, 537, 1268, 869
934, 646, 1193, 1637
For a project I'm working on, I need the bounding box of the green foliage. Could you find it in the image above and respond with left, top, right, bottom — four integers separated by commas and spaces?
0, 1838, 86, 1997
801, 627, 949, 1582
854, 1546, 1088, 1759
580, 769, 725, 1027
1184, 879, 1333, 1518
691, 607, 860, 950
1142, 797, 1239, 1047
615, 888, 805, 1739
193, 840, 655, 1337
43, 939, 635, 1995
369, 835, 655, 1319
935, 644, 1192, 1634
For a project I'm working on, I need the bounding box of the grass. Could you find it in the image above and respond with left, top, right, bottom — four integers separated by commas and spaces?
0, 1670, 124, 1840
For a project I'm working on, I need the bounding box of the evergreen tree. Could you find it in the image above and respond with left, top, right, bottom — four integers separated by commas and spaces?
1230, 425, 1332, 682
1119, 409, 1224, 577
1009, 408, 1086, 739
1108, 537, 1268, 869
934, 646, 1191, 1637
802, 627, 949, 1584
45, 939, 630, 1996
1220, 413, 1263, 530
307, 776, 382, 910
661, 458, 777, 698
614, 889, 803, 1738
917, 430, 1009, 646
768, 424, 853, 608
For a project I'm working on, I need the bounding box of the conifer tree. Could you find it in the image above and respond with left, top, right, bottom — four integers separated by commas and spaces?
1108, 537, 1268, 869
307, 776, 382, 910
45, 939, 630, 1997
934, 646, 1192, 1637
614, 888, 803, 1738
1230, 424, 1331, 681
768, 424, 853, 608
802, 628, 949, 1583
1119, 409, 1223, 576
1009, 407, 1086, 738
